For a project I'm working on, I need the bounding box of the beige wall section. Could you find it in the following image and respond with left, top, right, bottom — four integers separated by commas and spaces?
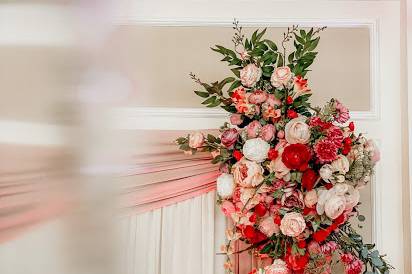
106, 26, 370, 110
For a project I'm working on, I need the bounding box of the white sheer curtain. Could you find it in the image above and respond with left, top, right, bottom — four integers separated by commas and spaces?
119, 191, 226, 274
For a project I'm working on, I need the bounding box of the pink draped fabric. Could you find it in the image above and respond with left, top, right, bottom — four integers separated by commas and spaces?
119, 129, 220, 215
0, 144, 69, 243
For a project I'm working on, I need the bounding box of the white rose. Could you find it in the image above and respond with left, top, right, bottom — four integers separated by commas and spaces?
216, 173, 235, 198
284, 117, 310, 144
243, 138, 270, 163
324, 195, 346, 219
304, 189, 318, 208
240, 64, 262, 87
188, 132, 204, 148
319, 164, 334, 182
270, 66, 293, 88
331, 155, 350, 174
280, 212, 306, 237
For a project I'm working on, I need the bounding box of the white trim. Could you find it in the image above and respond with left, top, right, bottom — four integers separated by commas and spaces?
0, 121, 65, 146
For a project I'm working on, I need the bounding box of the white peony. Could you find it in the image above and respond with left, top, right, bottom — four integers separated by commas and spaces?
240, 64, 262, 87
242, 138, 270, 163
319, 164, 334, 182
343, 184, 360, 210
331, 155, 350, 174
284, 117, 310, 144
324, 195, 346, 219
216, 173, 235, 199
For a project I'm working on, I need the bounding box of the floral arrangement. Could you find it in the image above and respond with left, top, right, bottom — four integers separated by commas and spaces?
176, 21, 392, 274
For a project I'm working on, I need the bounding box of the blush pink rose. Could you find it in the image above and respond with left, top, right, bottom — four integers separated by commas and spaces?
284, 117, 310, 144
221, 201, 236, 216
221, 128, 239, 148
271, 66, 293, 88
188, 132, 204, 148
230, 114, 243, 125
268, 157, 290, 180
246, 120, 262, 138
260, 124, 276, 142
266, 94, 282, 107
280, 212, 306, 237
304, 189, 318, 208
259, 216, 280, 237
249, 90, 268, 104
240, 64, 262, 87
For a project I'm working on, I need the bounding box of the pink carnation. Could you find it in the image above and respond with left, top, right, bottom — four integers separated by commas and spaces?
341, 253, 364, 274
327, 126, 344, 147
320, 241, 339, 255
334, 100, 350, 123
314, 138, 339, 163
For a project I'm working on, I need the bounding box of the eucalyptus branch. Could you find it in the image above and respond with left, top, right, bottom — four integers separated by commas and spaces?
282, 25, 299, 64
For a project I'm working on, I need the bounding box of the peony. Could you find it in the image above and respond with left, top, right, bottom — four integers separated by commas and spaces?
188, 132, 204, 148
304, 189, 318, 208
281, 188, 304, 209
221, 200, 236, 216
264, 259, 291, 274
243, 138, 270, 163
249, 90, 268, 104
334, 100, 350, 124
232, 158, 264, 187
293, 75, 311, 98
230, 114, 243, 125
343, 184, 360, 210
324, 195, 346, 219
314, 139, 339, 163
284, 117, 311, 144
281, 144, 311, 171
319, 164, 334, 182
246, 120, 262, 139
221, 128, 239, 148
268, 157, 291, 180
217, 173, 235, 198
331, 155, 350, 174
260, 124, 276, 142
280, 212, 306, 237
240, 64, 262, 87
271, 66, 293, 88
259, 216, 280, 237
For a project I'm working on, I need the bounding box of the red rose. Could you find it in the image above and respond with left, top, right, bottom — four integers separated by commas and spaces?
221, 128, 239, 148
312, 228, 331, 243
250, 230, 267, 244
286, 96, 294, 105
249, 213, 257, 223
297, 240, 306, 249
267, 148, 279, 160
286, 252, 309, 271
287, 109, 298, 119
281, 144, 311, 171
301, 169, 318, 190
349, 121, 355, 131
242, 225, 256, 240
274, 215, 281, 225
254, 203, 267, 217
233, 150, 243, 161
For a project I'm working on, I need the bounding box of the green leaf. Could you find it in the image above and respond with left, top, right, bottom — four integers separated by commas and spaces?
251, 30, 258, 44
207, 98, 221, 107
228, 80, 241, 91
201, 96, 216, 105
306, 37, 320, 52
231, 68, 241, 77
372, 257, 384, 267
277, 55, 284, 67
264, 39, 278, 51
207, 134, 217, 143
221, 105, 237, 113
194, 91, 209, 98
288, 52, 294, 63
256, 28, 267, 42
294, 34, 305, 45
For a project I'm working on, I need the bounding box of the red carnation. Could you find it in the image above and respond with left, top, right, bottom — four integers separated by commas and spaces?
281, 144, 311, 171
301, 169, 318, 191
254, 203, 267, 217
233, 150, 243, 161
314, 138, 338, 163
287, 109, 298, 119
286, 252, 309, 271
327, 126, 344, 147
267, 148, 279, 160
